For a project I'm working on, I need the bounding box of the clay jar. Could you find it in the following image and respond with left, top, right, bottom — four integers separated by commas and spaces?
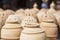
40, 22, 58, 40
15, 9, 25, 21
1, 15, 23, 40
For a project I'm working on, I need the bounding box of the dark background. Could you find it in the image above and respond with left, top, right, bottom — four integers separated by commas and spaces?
0, 0, 58, 10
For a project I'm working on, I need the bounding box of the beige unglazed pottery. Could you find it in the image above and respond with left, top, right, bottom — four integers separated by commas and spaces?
1, 15, 23, 40
3, 9, 15, 20
31, 3, 39, 14
47, 2, 57, 24
40, 22, 58, 37
0, 12, 6, 26
24, 9, 37, 18
0, 10, 15, 25
37, 9, 48, 23
0, 20, 3, 38
15, 9, 25, 21
54, 13, 60, 27
21, 16, 39, 28
20, 27, 46, 40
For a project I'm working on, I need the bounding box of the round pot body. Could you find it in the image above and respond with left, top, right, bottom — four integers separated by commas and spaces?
40, 22, 58, 37
1, 24, 23, 40
20, 28, 46, 40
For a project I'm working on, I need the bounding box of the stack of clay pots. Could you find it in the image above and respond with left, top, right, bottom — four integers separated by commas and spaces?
1, 15, 23, 40
20, 16, 46, 40
37, 2, 58, 40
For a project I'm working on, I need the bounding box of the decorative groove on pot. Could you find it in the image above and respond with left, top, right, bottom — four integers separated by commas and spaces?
20, 28, 46, 40
40, 22, 58, 37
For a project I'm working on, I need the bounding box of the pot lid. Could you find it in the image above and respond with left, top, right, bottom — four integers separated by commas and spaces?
6, 15, 20, 23
47, 2, 56, 14
24, 9, 31, 16
2, 24, 22, 28
4, 9, 15, 14
42, 18, 54, 23
16, 9, 24, 14
40, 22, 57, 28
50, 2, 55, 8
21, 16, 38, 27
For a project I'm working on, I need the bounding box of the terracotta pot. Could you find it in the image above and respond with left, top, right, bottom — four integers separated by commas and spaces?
1, 15, 23, 40
40, 22, 58, 37
21, 16, 38, 28
20, 28, 46, 40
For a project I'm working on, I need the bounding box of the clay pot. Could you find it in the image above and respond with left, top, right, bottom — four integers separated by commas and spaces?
20, 27, 46, 40
40, 22, 58, 40
1, 15, 23, 40
21, 16, 38, 28
15, 9, 25, 21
